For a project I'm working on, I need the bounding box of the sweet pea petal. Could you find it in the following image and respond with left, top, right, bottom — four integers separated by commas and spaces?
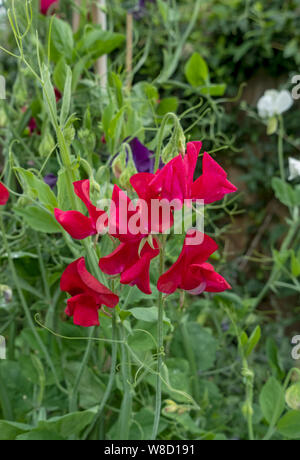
66, 294, 100, 327
54, 208, 96, 239
191, 153, 237, 204
73, 180, 107, 229
190, 263, 231, 292
0, 182, 9, 205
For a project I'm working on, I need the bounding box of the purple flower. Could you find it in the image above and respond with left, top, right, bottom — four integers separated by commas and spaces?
129, 138, 155, 173
130, 0, 155, 20
44, 173, 58, 189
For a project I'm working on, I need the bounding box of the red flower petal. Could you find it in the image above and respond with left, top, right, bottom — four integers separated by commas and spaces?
66, 294, 100, 327
99, 240, 159, 295
189, 263, 232, 293
0, 182, 9, 206
191, 153, 237, 204
61, 257, 119, 310
54, 208, 95, 240
73, 180, 108, 231
157, 230, 219, 294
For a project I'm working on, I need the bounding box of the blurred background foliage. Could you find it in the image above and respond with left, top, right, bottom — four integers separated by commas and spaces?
0, 0, 300, 440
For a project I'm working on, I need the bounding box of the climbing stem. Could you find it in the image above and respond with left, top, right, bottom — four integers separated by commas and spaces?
118, 321, 132, 440
151, 236, 166, 440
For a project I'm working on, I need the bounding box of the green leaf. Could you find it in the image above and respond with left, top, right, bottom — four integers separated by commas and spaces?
157, 97, 179, 116
77, 27, 124, 60
51, 17, 74, 60
129, 408, 167, 440
171, 323, 217, 372
291, 251, 300, 278
53, 57, 67, 92
14, 205, 61, 233
185, 52, 209, 87
245, 325, 261, 357
60, 66, 72, 128
200, 84, 227, 96
16, 430, 65, 440
285, 382, 300, 410
36, 410, 95, 438
277, 411, 300, 439
15, 167, 57, 211
41, 65, 58, 129
259, 377, 285, 425
129, 307, 170, 327
0, 421, 31, 440
272, 177, 296, 207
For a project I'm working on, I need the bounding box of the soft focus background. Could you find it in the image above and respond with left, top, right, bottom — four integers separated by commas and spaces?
0, 0, 300, 441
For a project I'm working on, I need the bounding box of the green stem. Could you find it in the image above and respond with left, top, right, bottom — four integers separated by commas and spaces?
118, 322, 132, 440
0, 213, 68, 395
254, 216, 300, 308
83, 314, 118, 440
151, 240, 166, 440
278, 115, 285, 182
69, 327, 95, 413
243, 359, 255, 441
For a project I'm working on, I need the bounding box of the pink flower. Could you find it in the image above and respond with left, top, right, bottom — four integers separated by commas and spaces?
54, 180, 108, 239
157, 229, 231, 295
60, 257, 119, 327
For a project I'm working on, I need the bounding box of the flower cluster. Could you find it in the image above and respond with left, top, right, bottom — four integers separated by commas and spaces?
56, 142, 237, 327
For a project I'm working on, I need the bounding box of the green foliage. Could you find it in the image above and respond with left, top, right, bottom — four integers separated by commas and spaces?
0, 0, 299, 442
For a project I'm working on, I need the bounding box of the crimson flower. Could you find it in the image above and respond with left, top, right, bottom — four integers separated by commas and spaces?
40, 0, 58, 15
157, 229, 231, 295
0, 182, 9, 206
99, 239, 159, 295
60, 258, 119, 327
54, 180, 108, 240
130, 141, 237, 206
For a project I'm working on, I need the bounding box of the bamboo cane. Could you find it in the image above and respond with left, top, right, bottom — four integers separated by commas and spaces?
72, 0, 81, 32
92, 0, 108, 88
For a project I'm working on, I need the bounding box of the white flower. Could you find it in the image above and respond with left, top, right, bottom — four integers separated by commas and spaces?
288, 157, 300, 181
257, 89, 293, 119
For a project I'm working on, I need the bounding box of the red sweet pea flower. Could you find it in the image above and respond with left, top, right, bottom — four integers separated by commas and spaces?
109, 185, 148, 243
0, 182, 9, 205
40, 0, 58, 15
157, 229, 231, 295
54, 180, 108, 240
99, 239, 159, 295
60, 257, 119, 327
109, 185, 172, 241
131, 141, 237, 206
191, 152, 237, 204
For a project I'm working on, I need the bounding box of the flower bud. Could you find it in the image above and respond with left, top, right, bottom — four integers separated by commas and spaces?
112, 151, 127, 179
